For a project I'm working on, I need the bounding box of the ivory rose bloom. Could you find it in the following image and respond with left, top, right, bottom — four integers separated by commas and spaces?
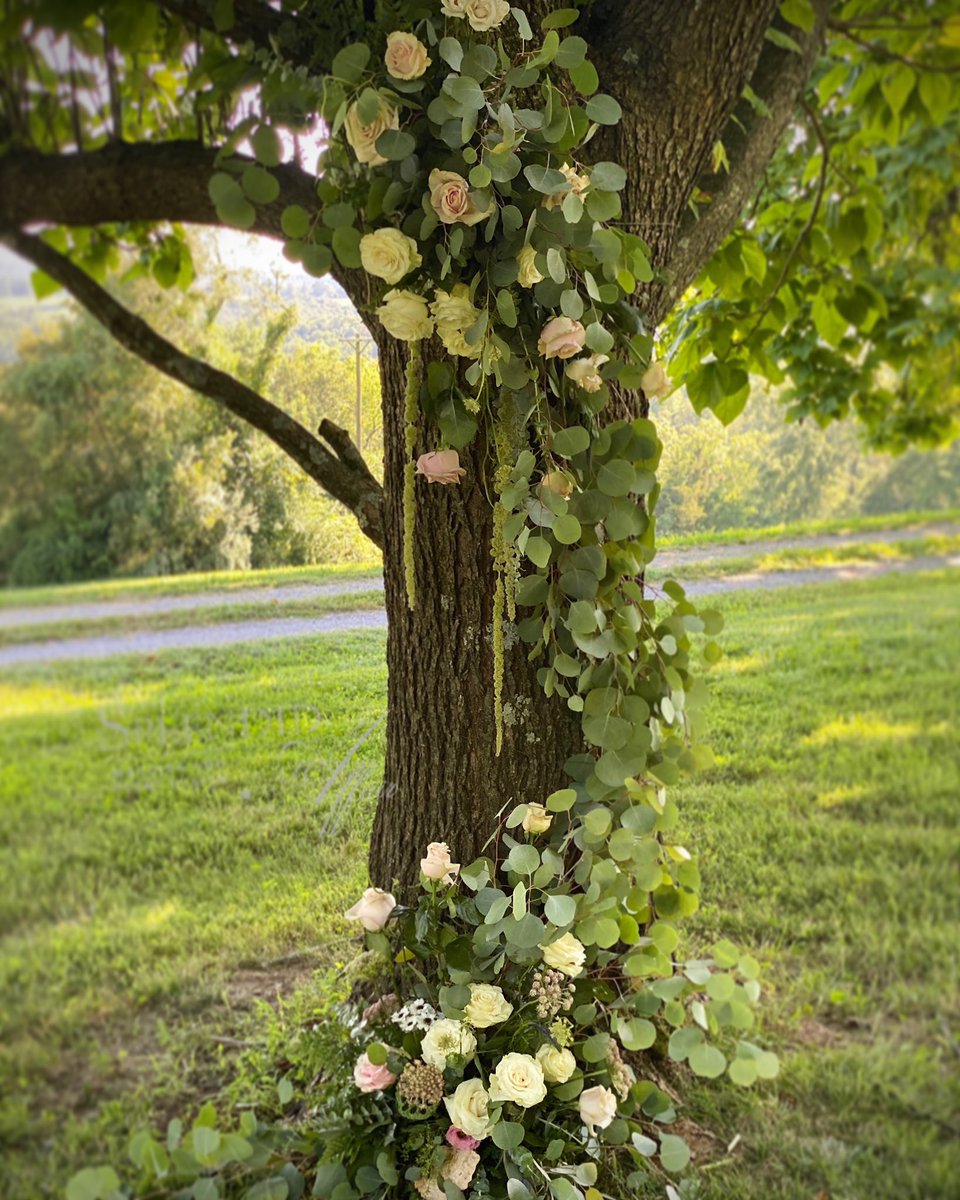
522, 803, 553, 834
353, 1051, 397, 1093
431, 284, 483, 358
384, 31, 431, 79
420, 841, 460, 883
540, 931, 586, 977
440, 0, 468, 16
359, 227, 422, 284
565, 353, 609, 393
443, 1078, 492, 1141
376, 289, 433, 341
464, 983, 513, 1028
536, 1043, 577, 1084
516, 243, 544, 287
344, 887, 396, 932
465, 0, 510, 31
579, 1084, 618, 1134
421, 1019, 477, 1070
488, 1053, 548, 1108
416, 450, 466, 485
538, 316, 587, 360
429, 169, 493, 226
543, 163, 590, 210
538, 471, 573, 500
641, 360, 671, 399
344, 97, 399, 166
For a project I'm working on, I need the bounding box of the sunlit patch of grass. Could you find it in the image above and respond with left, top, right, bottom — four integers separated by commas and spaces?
815, 783, 869, 808
803, 715, 922, 745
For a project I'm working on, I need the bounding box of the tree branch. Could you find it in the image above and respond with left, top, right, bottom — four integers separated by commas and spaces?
0, 140, 318, 241
1, 228, 383, 547
660, 0, 831, 312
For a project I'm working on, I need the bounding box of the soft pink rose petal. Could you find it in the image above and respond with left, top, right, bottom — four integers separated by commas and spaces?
416, 450, 467, 485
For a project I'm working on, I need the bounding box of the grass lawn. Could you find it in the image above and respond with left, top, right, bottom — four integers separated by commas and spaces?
1, 570, 958, 1198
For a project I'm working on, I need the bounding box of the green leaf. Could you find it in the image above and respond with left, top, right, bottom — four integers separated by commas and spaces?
496, 289, 518, 328
553, 425, 590, 456
375, 129, 416, 161
688, 1042, 727, 1078
582, 1032, 611, 1062
332, 226, 362, 269
568, 59, 599, 95
241, 164, 280, 204
66, 1167, 121, 1200
554, 36, 588, 68
545, 894, 577, 925
507, 843, 540, 874
779, 0, 814, 32
541, 8, 580, 29
590, 161, 626, 192
659, 1133, 691, 1174
251, 124, 282, 167
525, 536, 551, 568
597, 460, 636, 497
585, 94, 622, 125
439, 37, 463, 71
524, 164, 569, 193
331, 42, 371, 84
618, 1017, 656, 1050
438, 397, 479, 450
492, 1121, 525, 1150
281, 205, 311, 238
546, 788, 577, 812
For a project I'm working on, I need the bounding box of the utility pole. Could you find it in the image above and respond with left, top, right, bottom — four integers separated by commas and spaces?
341, 334, 373, 449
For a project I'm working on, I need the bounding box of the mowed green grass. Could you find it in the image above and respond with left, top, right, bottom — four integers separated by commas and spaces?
1, 571, 958, 1198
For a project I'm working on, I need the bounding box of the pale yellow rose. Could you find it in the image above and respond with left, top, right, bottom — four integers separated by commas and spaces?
420, 841, 460, 884
543, 163, 590, 210
359, 227, 422, 284
344, 886, 396, 932
464, 983, 513, 1028
565, 353, 609, 393
538, 316, 587, 360
428, 169, 493, 226
465, 0, 510, 32
443, 1078, 492, 1141
431, 284, 483, 358
535, 1043, 577, 1084
376, 289, 433, 341
517, 243, 543, 288
384, 31, 431, 79
522, 803, 553, 834
488, 1053, 547, 1108
344, 97, 399, 166
538, 471, 573, 500
579, 1084, 618, 1134
540, 931, 586, 977
641, 360, 671, 399
420, 1019, 477, 1070
440, 0, 468, 17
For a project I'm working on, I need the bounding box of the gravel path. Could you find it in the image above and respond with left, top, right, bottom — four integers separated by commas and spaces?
1, 553, 956, 667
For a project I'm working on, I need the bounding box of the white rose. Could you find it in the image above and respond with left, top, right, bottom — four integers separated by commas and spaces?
579, 1084, 618, 1134
535, 1043, 577, 1084
431, 284, 483, 358
522, 803, 553, 834
543, 163, 590, 210
420, 1019, 477, 1070
565, 353, 610, 394
540, 931, 586, 978
343, 97, 399, 166
516, 243, 543, 288
444, 1078, 492, 1141
440, 0, 468, 17
641, 360, 671, 399
428, 169, 493, 226
464, 983, 513, 1028
343, 887, 396, 932
488, 1053, 547, 1108
359, 227, 422, 284
420, 841, 460, 885
384, 31, 431, 80
376, 289, 433, 341
465, 0, 510, 32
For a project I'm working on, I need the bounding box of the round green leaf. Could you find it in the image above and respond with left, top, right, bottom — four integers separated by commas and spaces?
585, 93, 623, 124
544, 893, 577, 926
552, 425, 591, 457
552, 514, 582, 545
281, 204, 311, 238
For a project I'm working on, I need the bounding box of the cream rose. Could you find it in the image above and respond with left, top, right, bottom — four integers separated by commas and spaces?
420, 841, 460, 884
420, 1019, 477, 1070
516, 243, 543, 288
543, 163, 590, 211
416, 450, 467, 485
440, 0, 468, 17
344, 886, 396, 932
540, 931, 586, 977
465, 0, 510, 32
359, 227, 422, 284
537, 316, 587, 360
444, 1078, 492, 1141
431, 284, 483, 358
344, 97, 399, 166
579, 1085, 618, 1134
488, 1053, 547, 1108
535, 1043, 577, 1084
376, 289, 433, 341
384, 31, 431, 79
565, 353, 609, 393
641, 360, 671, 399
464, 983, 513, 1028
538, 471, 573, 500
428, 169, 493, 226
522, 803, 553, 834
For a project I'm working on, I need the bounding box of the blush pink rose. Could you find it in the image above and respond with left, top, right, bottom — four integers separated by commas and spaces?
353, 1051, 397, 1093
416, 450, 467, 484
446, 1126, 481, 1151
537, 316, 587, 360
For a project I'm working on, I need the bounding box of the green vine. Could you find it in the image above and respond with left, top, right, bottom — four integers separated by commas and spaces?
403, 340, 422, 610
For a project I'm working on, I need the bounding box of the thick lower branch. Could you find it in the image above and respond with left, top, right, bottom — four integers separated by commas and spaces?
2, 228, 383, 546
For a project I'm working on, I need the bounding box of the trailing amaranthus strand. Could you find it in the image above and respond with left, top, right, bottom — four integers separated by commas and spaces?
492, 572, 505, 756
403, 342, 421, 609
